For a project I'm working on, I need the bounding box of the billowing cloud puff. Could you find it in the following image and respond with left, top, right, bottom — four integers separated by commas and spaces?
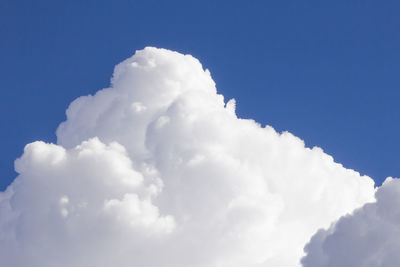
0, 47, 376, 267
302, 177, 400, 267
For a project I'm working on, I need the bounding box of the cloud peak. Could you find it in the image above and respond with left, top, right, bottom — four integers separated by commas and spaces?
0, 47, 376, 267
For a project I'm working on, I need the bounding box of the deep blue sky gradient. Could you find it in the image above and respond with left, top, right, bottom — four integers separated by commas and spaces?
1, 0, 400, 190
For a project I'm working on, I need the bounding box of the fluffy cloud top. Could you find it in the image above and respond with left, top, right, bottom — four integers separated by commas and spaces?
0, 47, 376, 267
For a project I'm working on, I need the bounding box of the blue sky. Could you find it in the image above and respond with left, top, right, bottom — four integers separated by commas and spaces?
1, 0, 400, 190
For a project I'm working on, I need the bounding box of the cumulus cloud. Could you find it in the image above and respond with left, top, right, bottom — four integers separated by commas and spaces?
302, 177, 400, 267
0, 47, 376, 267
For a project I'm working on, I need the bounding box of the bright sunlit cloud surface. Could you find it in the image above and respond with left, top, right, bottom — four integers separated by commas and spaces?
1, 47, 396, 267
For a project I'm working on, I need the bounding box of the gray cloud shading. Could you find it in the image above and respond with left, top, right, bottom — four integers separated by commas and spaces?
302, 177, 400, 267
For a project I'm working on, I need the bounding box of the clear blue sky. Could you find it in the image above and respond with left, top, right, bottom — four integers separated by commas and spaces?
1, 0, 399, 190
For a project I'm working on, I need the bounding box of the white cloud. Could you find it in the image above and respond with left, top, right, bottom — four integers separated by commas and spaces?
302, 177, 400, 267
0, 47, 376, 267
